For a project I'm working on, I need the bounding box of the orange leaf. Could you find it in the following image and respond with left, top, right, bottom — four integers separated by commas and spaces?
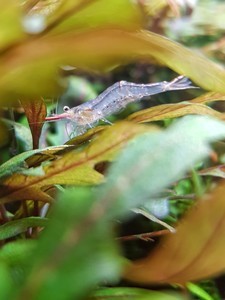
124, 181, 225, 284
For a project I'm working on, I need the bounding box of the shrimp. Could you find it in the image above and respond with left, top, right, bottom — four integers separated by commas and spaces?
45, 75, 197, 136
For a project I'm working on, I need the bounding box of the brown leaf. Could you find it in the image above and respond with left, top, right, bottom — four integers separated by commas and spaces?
127, 102, 222, 123
0, 122, 154, 204
21, 99, 47, 149
191, 92, 225, 104
124, 181, 225, 284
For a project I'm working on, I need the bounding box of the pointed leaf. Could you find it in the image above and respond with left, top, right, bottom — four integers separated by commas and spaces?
186, 282, 214, 300
124, 181, 225, 284
21, 99, 47, 149
191, 92, 225, 104
198, 164, 225, 179
127, 102, 222, 124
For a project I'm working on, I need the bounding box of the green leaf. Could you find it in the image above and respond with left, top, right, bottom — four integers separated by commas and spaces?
1, 118, 33, 151
98, 116, 225, 219
89, 287, 187, 300
18, 188, 121, 300
0, 240, 36, 285
0, 217, 48, 240
187, 282, 214, 300
0, 263, 14, 300
0, 240, 36, 267
0, 145, 71, 180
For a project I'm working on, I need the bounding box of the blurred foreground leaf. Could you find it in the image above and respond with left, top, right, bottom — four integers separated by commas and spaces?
45, 0, 143, 35
98, 116, 225, 218
1, 29, 225, 99
0, 263, 14, 300
0, 1, 24, 48
0, 240, 36, 290
124, 180, 225, 284
0, 240, 36, 269
18, 188, 121, 300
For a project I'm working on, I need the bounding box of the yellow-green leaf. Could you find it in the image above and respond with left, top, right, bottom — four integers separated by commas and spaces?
1, 29, 225, 100
44, 0, 143, 35
0, 1, 24, 48
127, 102, 222, 123
191, 92, 225, 104
0, 122, 154, 204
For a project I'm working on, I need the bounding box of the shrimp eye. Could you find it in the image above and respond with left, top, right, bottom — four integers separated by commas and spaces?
63, 106, 70, 112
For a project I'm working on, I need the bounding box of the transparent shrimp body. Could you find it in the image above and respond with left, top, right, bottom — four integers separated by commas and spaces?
45, 76, 197, 136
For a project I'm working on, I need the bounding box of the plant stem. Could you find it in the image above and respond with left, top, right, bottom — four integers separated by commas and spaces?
116, 229, 171, 242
